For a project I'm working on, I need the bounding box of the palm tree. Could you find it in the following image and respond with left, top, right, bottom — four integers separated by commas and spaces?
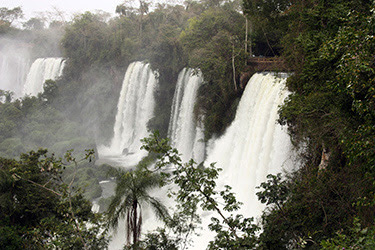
107, 167, 169, 246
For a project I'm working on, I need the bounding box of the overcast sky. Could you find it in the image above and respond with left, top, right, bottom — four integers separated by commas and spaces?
1, 0, 122, 21
1, 0, 183, 25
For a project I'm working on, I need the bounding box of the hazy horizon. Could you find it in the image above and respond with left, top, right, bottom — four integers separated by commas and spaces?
1, 0, 122, 24
1, 0, 184, 23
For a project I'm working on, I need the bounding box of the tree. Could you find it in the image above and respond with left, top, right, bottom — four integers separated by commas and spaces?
116, 0, 150, 39
0, 7, 23, 33
0, 149, 108, 249
140, 131, 259, 249
42, 79, 58, 103
242, 0, 291, 56
321, 218, 375, 249
23, 17, 45, 30
0, 7, 23, 25
107, 167, 169, 247
264, 0, 375, 247
62, 12, 111, 69
0, 90, 13, 103
180, 4, 246, 138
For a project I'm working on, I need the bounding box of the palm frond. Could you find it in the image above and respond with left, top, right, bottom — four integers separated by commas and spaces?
146, 195, 170, 222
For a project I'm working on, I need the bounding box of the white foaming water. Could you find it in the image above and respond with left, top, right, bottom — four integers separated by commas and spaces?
0, 40, 30, 97
98, 62, 158, 167
23, 58, 65, 96
168, 68, 205, 163
104, 71, 295, 249
106, 67, 205, 249
192, 72, 295, 248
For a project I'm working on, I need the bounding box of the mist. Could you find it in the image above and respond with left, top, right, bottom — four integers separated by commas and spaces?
0, 38, 30, 97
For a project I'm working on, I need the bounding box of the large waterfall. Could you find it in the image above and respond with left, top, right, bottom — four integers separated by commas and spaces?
103, 69, 294, 249
168, 68, 205, 163
98, 62, 158, 167
193, 72, 294, 248
23, 58, 65, 96
0, 40, 30, 97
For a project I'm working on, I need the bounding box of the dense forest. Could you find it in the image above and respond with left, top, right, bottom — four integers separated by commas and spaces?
1, 0, 375, 249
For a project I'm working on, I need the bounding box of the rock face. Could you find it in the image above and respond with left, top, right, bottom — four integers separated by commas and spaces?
240, 71, 251, 89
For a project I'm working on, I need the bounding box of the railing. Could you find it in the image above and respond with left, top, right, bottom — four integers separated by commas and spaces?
246, 56, 289, 72
248, 57, 285, 63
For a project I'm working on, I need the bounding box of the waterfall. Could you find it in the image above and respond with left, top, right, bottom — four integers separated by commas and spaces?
168, 68, 205, 163
23, 58, 65, 96
99, 61, 159, 249
0, 41, 30, 98
103, 68, 294, 248
193, 72, 295, 248
98, 61, 158, 167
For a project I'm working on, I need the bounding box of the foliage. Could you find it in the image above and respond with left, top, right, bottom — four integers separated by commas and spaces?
140, 131, 259, 249
243, 0, 291, 56
0, 7, 23, 33
0, 7, 23, 24
138, 228, 180, 250
180, 3, 247, 138
321, 218, 375, 249
0, 90, 94, 158
258, 0, 375, 248
256, 173, 289, 210
62, 12, 112, 72
280, 0, 375, 183
0, 83, 113, 201
23, 18, 45, 30
0, 149, 108, 249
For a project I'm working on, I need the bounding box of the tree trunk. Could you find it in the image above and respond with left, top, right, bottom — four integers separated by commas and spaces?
249, 19, 253, 56
232, 42, 238, 91
133, 200, 138, 245
245, 17, 248, 55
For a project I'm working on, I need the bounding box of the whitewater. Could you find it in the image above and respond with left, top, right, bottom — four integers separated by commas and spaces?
98, 64, 294, 249
98, 61, 158, 167
23, 57, 65, 96
192, 72, 295, 248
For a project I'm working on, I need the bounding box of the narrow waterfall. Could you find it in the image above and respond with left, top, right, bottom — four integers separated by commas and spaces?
0, 43, 30, 97
98, 62, 158, 167
23, 58, 65, 96
194, 72, 294, 248
100, 62, 159, 250
168, 68, 205, 163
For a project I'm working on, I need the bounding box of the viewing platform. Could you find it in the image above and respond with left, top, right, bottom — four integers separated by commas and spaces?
247, 57, 289, 72
239, 57, 291, 89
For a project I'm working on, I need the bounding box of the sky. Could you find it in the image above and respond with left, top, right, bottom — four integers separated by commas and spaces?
1, 0, 122, 21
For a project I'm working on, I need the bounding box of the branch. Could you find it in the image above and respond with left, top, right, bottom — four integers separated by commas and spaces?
24, 178, 62, 197
199, 188, 239, 239
66, 157, 88, 250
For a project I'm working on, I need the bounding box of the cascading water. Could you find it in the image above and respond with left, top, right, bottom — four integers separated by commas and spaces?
98, 61, 158, 167
23, 57, 65, 96
102, 69, 294, 249
193, 72, 295, 248
0, 40, 30, 97
98, 61, 159, 249
168, 68, 205, 163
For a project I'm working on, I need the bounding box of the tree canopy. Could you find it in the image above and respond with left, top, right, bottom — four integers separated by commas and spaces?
0, 149, 108, 249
